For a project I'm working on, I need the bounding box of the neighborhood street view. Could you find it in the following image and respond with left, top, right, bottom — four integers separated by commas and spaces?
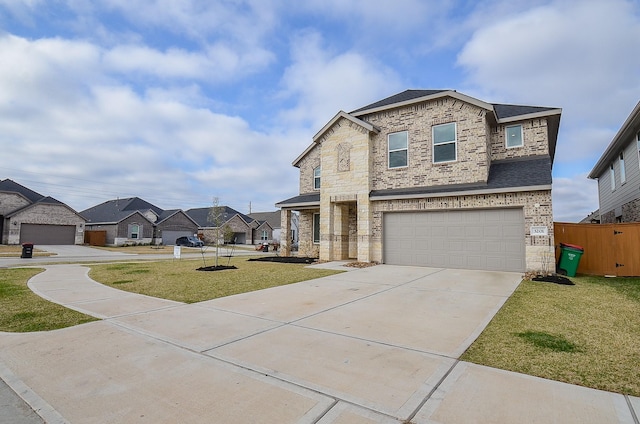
1, 1, 639, 423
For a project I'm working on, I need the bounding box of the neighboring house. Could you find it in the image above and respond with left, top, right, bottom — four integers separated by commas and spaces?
0, 178, 86, 245
276, 89, 562, 272
81, 197, 161, 245
248, 210, 299, 243
588, 101, 640, 223
186, 206, 273, 245
81, 197, 198, 246
579, 210, 600, 224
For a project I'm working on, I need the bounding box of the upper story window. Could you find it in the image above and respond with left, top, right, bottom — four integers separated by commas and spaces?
433, 122, 457, 163
388, 131, 408, 168
620, 152, 626, 184
313, 166, 321, 190
506, 124, 523, 148
610, 164, 615, 191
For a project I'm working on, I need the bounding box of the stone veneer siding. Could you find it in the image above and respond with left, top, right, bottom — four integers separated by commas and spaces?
622, 198, 640, 222
600, 209, 616, 224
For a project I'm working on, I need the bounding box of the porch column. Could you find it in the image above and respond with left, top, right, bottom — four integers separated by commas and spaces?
357, 194, 372, 262
280, 209, 291, 256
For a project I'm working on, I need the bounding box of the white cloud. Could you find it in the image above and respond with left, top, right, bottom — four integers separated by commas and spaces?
457, 0, 640, 115
0, 33, 297, 212
278, 31, 403, 129
552, 175, 599, 223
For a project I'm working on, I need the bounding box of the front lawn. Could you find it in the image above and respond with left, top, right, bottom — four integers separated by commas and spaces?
462, 275, 640, 396
88, 256, 342, 303
0, 268, 98, 332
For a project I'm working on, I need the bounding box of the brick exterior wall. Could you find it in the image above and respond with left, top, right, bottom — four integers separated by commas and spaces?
6, 203, 85, 245
286, 94, 556, 272
115, 214, 153, 245
0, 193, 30, 215
490, 119, 550, 160
157, 213, 198, 236
358, 97, 491, 190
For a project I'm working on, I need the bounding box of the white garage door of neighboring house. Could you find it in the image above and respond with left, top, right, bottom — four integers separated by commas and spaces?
162, 230, 197, 245
20, 224, 76, 245
383, 208, 525, 272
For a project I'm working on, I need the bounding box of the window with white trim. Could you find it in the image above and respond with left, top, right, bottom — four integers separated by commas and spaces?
620, 152, 626, 184
129, 224, 140, 239
313, 213, 320, 244
313, 166, 321, 190
261, 230, 268, 241
433, 122, 457, 163
388, 131, 408, 168
610, 164, 615, 191
506, 124, 523, 148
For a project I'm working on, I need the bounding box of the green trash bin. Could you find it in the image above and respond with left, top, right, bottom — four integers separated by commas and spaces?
557, 243, 584, 277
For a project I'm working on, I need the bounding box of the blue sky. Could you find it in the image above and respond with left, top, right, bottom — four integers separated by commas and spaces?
1, 0, 639, 221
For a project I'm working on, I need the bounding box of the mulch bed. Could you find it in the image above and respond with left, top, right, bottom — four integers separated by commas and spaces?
248, 256, 317, 264
532, 275, 575, 285
196, 265, 238, 271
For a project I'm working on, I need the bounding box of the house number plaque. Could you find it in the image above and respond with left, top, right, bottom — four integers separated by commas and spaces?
530, 226, 548, 236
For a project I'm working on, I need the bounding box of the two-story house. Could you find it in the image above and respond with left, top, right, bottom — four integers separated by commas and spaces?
588, 101, 640, 223
276, 90, 562, 272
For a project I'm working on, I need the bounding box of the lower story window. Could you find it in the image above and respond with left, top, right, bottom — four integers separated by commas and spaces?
313, 213, 320, 244
261, 230, 268, 241
129, 224, 140, 239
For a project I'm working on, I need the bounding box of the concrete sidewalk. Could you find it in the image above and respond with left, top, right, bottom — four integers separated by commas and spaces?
0, 264, 637, 423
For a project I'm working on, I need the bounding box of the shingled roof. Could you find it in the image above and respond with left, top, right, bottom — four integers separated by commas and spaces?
80, 197, 163, 224
0, 178, 48, 203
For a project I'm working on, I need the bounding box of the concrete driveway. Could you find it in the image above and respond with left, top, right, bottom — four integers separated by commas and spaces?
0, 264, 637, 423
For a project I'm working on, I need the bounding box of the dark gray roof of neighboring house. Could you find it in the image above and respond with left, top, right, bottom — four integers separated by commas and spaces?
80, 197, 161, 224
492, 104, 559, 119
0, 178, 47, 203
248, 211, 281, 229
370, 155, 552, 198
275, 193, 320, 207
350, 90, 447, 114
185, 206, 254, 227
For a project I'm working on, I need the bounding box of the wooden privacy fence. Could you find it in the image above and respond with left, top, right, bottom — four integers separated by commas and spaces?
554, 222, 640, 276
84, 230, 107, 247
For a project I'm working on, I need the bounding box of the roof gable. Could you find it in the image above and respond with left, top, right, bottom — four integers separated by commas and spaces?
81, 197, 163, 224
0, 179, 46, 203
185, 206, 255, 227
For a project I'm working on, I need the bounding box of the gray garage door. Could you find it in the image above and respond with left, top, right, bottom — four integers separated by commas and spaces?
20, 224, 76, 245
383, 208, 525, 272
162, 230, 197, 245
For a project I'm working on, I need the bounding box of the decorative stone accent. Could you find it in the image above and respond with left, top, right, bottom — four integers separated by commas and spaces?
622, 198, 640, 222
600, 209, 616, 224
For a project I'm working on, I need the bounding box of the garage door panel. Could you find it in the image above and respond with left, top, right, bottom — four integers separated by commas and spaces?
384, 209, 525, 272
20, 224, 76, 245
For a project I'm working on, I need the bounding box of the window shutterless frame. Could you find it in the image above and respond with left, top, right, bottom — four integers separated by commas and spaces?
620, 152, 626, 184
313, 166, 321, 190
610, 164, 615, 191
505, 124, 523, 148
313, 213, 320, 244
388, 131, 408, 168
433, 122, 457, 163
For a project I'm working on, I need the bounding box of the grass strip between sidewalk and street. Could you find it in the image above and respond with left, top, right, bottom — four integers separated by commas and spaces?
461, 275, 640, 397
0, 268, 98, 332
88, 256, 343, 304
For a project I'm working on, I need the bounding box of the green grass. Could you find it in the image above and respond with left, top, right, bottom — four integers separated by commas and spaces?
88, 256, 343, 303
461, 275, 640, 396
0, 268, 98, 332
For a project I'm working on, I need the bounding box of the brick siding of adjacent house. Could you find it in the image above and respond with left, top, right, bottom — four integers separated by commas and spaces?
6, 203, 85, 245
